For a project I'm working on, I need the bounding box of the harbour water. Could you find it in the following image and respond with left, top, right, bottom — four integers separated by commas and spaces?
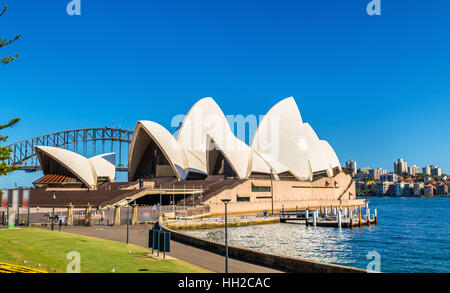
184, 197, 450, 273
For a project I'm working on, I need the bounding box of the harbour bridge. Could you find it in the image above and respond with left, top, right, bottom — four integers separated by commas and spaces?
5, 127, 133, 172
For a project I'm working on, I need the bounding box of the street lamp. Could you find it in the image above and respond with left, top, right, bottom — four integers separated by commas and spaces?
270, 168, 274, 215
51, 193, 56, 231
221, 198, 231, 273
126, 197, 132, 244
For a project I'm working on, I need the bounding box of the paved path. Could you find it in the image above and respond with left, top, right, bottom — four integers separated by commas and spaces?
49, 225, 283, 273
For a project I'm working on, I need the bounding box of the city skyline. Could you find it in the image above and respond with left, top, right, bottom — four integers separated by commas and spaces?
347, 158, 446, 176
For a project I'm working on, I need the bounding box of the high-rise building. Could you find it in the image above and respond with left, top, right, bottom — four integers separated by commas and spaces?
394, 158, 408, 176
368, 168, 386, 180
345, 160, 357, 176
431, 166, 442, 177
369, 168, 379, 179
422, 166, 431, 175
408, 165, 420, 176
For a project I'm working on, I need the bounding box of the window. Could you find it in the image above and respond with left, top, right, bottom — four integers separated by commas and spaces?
251, 185, 271, 192
237, 196, 250, 202
255, 196, 272, 199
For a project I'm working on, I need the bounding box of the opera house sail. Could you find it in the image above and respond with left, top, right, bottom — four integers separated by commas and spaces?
129, 97, 344, 183
33, 146, 116, 189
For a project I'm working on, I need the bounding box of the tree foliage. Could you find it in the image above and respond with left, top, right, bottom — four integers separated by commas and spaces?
0, 4, 20, 194
1, 4, 21, 65
0, 118, 20, 176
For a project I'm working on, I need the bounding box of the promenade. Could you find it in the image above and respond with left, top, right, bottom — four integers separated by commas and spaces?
47, 225, 283, 273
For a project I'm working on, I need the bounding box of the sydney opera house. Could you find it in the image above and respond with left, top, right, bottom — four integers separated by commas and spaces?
29, 97, 362, 215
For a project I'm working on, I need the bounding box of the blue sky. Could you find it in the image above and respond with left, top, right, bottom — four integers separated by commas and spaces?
1, 0, 450, 187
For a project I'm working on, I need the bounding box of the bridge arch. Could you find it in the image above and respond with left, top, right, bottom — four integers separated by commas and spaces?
5, 127, 133, 171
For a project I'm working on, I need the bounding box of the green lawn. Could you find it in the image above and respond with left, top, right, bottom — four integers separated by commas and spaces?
0, 228, 210, 273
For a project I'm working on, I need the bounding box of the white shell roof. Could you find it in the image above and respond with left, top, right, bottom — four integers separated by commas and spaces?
89, 153, 116, 182
176, 97, 252, 178
128, 96, 341, 182
321, 140, 341, 169
250, 150, 273, 175
302, 123, 333, 176
251, 97, 311, 180
206, 134, 251, 178
177, 97, 231, 165
255, 151, 290, 175
184, 149, 207, 174
35, 146, 97, 188
251, 97, 341, 180
128, 121, 189, 181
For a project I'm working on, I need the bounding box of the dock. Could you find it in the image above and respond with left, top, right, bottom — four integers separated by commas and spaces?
279, 206, 378, 228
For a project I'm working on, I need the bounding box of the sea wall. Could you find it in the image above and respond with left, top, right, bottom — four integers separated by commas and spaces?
163, 217, 280, 230
163, 227, 372, 273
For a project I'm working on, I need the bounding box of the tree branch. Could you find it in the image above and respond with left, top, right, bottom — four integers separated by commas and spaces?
0, 6, 6, 17
1, 54, 19, 65
0, 35, 21, 48
0, 118, 20, 130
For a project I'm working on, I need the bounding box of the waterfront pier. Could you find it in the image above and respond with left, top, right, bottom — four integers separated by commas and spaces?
279, 207, 377, 228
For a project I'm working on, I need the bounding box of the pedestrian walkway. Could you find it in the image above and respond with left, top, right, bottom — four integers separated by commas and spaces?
51, 225, 283, 273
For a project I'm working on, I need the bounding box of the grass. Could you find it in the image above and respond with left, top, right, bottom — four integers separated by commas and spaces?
0, 228, 211, 273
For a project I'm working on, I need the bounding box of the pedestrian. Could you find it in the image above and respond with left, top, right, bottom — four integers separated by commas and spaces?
153, 220, 161, 231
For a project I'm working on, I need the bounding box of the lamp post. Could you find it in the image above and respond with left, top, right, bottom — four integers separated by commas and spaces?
159, 184, 162, 207
221, 198, 231, 273
51, 193, 56, 231
16, 189, 20, 226
270, 168, 274, 215
172, 184, 175, 212
126, 197, 132, 244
